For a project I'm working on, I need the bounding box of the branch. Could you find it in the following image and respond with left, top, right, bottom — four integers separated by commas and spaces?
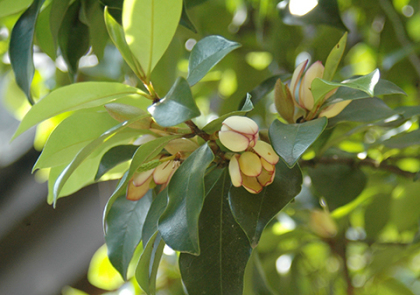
185, 120, 211, 141
300, 157, 417, 178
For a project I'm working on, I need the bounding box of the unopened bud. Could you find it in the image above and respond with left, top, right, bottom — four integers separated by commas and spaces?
299, 61, 324, 111
219, 116, 259, 152
164, 138, 199, 159
319, 100, 351, 118
309, 210, 337, 238
253, 140, 279, 165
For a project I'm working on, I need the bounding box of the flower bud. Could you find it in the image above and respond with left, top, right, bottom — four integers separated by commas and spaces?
164, 138, 199, 159
309, 210, 338, 238
219, 116, 259, 152
239, 151, 262, 177
253, 140, 279, 165
319, 100, 351, 118
299, 61, 324, 111
229, 154, 242, 187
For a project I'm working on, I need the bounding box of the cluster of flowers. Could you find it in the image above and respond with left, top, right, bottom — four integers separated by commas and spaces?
219, 116, 279, 194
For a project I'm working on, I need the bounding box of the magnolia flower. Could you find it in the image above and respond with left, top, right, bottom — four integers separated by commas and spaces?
126, 160, 180, 201
229, 140, 279, 193
219, 116, 259, 152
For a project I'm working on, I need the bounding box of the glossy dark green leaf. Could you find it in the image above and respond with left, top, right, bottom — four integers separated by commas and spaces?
364, 194, 391, 239
149, 77, 200, 127
180, 1, 197, 33
136, 231, 165, 295
82, 0, 108, 59
202, 94, 253, 134
105, 191, 153, 279
328, 97, 400, 126
102, 135, 181, 223
311, 69, 380, 105
229, 160, 302, 247
187, 35, 241, 86
308, 164, 367, 210
269, 117, 327, 168
325, 79, 406, 106
9, 0, 45, 105
58, 0, 90, 80
323, 32, 347, 81
179, 169, 252, 295
158, 143, 214, 254
53, 115, 148, 206
381, 129, 420, 149
95, 145, 138, 181
142, 188, 168, 247
243, 251, 276, 295
279, 0, 347, 31
49, 0, 71, 57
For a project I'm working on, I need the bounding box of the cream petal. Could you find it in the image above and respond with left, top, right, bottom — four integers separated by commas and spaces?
219, 130, 250, 152
164, 138, 199, 155
222, 116, 258, 135
242, 174, 263, 194
253, 141, 279, 164
299, 61, 324, 111
229, 154, 242, 187
239, 152, 262, 177
261, 157, 275, 172
257, 168, 273, 186
133, 169, 155, 186
153, 161, 175, 184
290, 59, 308, 100
126, 177, 152, 201
319, 100, 351, 118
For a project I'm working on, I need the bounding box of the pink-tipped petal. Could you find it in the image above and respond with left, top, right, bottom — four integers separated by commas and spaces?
229, 154, 242, 187
257, 169, 273, 186
239, 152, 262, 177
133, 169, 155, 186
219, 130, 250, 152
222, 116, 259, 135
261, 157, 275, 172
126, 177, 152, 201
253, 141, 279, 165
290, 59, 309, 100
299, 61, 324, 111
242, 174, 263, 194
153, 161, 175, 185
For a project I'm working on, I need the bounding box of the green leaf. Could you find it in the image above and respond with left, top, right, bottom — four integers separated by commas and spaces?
185, 0, 209, 8
180, 1, 197, 33
325, 78, 406, 106
95, 145, 139, 181
122, 0, 183, 78
279, 0, 347, 31
58, 0, 90, 79
311, 69, 380, 106
381, 129, 420, 149
308, 164, 367, 210
149, 77, 200, 127
202, 94, 253, 134
0, 0, 33, 18
53, 115, 148, 206
142, 188, 168, 247
364, 194, 391, 239
101, 0, 124, 24
136, 231, 165, 295
187, 35, 241, 86
49, 0, 71, 57
158, 143, 214, 254
34, 111, 121, 170
105, 191, 153, 279
12, 82, 145, 139
229, 160, 302, 247
179, 169, 252, 295
323, 32, 347, 81
82, 0, 109, 59
328, 97, 400, 126
391, 182, 420, 232
9, 0, 45, 105
243, 251, 276, 295
104, 7, 140, 76
269, 117, 328, 168
35, 3, 56, 60
103, 135, 181, 223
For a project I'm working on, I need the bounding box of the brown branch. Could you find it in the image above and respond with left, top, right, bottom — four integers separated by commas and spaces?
300, 157, 417, 178
185, 120, 211, 141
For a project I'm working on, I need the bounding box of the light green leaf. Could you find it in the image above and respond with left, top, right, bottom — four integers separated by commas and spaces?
0, 0, 33, 18
269, 117, 328, 168
13, 82, 145, 140
187, 35, 241, 86
105, 192, 153, 279
53, 115, 148, 206
323, 32, 347, 81
158, 143, 214, 254
149, 77, 200, 127
122, 0, 183, 78
104, 7, 141, 76
311, 69, 380, 106
202, 94, 253, 134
